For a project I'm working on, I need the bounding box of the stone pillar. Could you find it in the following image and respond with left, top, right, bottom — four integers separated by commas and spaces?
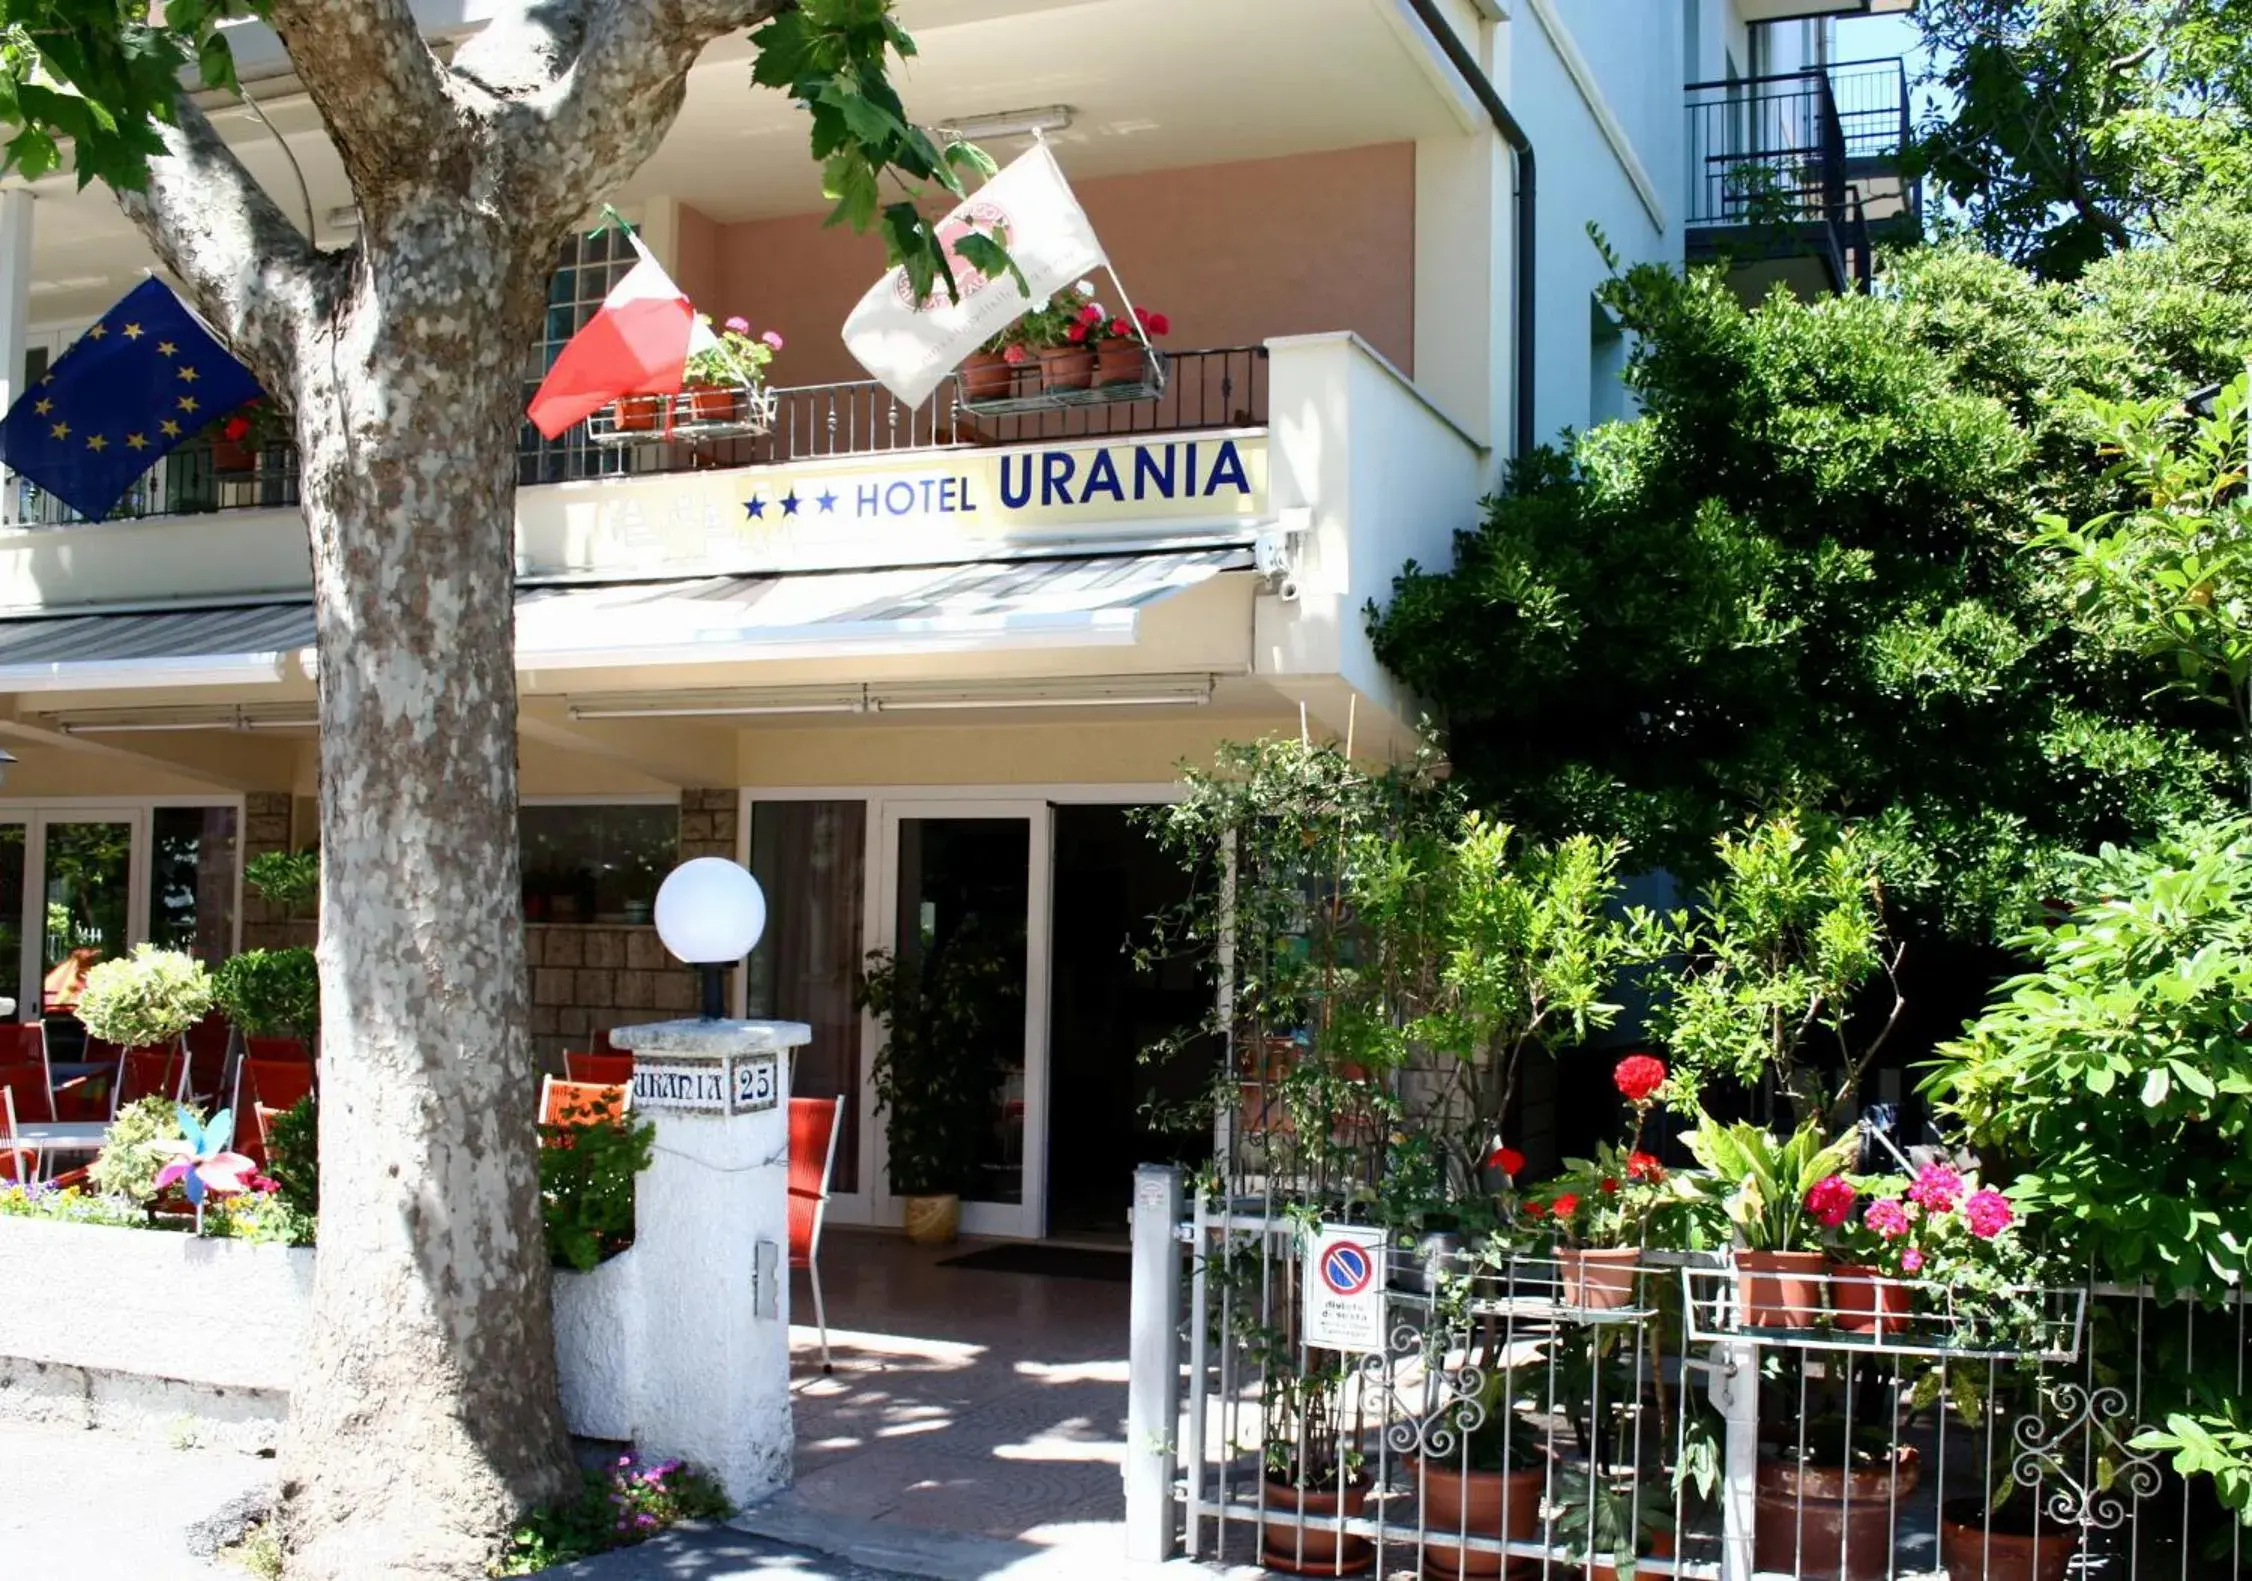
606, 1015, 811, 1508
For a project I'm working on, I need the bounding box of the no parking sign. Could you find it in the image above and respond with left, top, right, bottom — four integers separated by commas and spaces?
1302, 1224, 1386, 1353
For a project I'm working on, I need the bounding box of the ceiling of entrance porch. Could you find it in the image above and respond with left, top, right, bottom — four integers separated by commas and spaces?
14, 0, 1464, 325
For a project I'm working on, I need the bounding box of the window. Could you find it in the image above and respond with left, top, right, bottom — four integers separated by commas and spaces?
150, 805, 239, 961
518, 227, 639, 487
520, 803, 678, 925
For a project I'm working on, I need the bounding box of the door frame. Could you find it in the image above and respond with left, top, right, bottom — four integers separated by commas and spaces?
743, 782, 1178, 1240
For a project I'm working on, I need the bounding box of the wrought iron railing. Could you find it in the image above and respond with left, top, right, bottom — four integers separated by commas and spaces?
1149, 1211, 2251, 1579
1683, 58, 1914, 235
0, 345, 1269, 528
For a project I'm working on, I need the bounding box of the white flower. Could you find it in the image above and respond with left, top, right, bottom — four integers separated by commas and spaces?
1075, 278, 1095, 295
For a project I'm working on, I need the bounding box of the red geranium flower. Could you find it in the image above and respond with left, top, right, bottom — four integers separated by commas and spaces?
1626, 1151, 1664, 1182
1066, 322, 1089, 343
1550, 1192, 1580, 1219
1003, 345, 1030, 365
1613, 1054, 1667, 1104
1486, 1143, 1526, 1178
1109, 317, 1133, 339
1805, 1173, 1858, 1229
1600, 1177, 1620, 1194
1522, 1197, 1546, 1219
1147, 311, 1171, 336
222, 416, 252, 442
1078, 303, 1104, 325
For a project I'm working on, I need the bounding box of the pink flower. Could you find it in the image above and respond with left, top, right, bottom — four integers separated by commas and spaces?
1613, 1054, 1667, 1104
1963, 1189, 2015, 1240
761, 330, 785, 351
1908, 1163, 1964, 1214
1863, 1198, 1910, 1239
1805, 1174, 1857, 1229
1003, 345, 1030, 365
1078, 303, 1104, 325
1109, 316, 1133, 338
1901, 1246, 1925, 1273
724, 315, 751, 334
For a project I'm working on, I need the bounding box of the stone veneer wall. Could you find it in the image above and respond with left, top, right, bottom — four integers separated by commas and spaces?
236, 788, 741, 1068
528, 789, 738, 1067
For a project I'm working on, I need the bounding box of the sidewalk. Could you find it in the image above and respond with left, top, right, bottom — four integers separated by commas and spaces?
0, 1420, 271, 1577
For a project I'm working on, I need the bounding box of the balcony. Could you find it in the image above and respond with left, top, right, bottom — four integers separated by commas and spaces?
1683, 57, 1920, 300
0, 346, 1269, 530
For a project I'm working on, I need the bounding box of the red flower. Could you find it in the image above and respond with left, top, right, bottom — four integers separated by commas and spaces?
1521, 1197, 1546, 1219
1626, 1151, 1664, 1182
1065, 322, 1089, 344
1600, 1177, 1620, 1194
1109, 317, 1133, 339
1486, 1143, 1526, 1178
1147, 311, 1171, 336
1077, 303, 1104, 325
222, 416, 252, 442
1805, 1174, 1858, 1229
1549, 1192, 1580, 1219
1613, 1054, 1667, 1104
1003, 345, 1030, 365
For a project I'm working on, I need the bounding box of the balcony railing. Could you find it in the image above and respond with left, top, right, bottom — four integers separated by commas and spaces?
0, 344, 1269, 529
1683, 57, 1918, 287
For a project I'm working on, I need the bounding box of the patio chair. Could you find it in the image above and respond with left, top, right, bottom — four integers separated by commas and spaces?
0, 1087, 86, 1189
113, 1043, 187, 1115
563, 1051, 634, 1086
237, 1058, 315, 1130
183, 1012, 233, 1104
0, 1029, 59, 1126
538, 1076, 630, 1132
245, 1035, 313, 1065
789, 1095, 844, 1373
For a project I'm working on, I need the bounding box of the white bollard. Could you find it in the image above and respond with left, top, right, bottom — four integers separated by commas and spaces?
607, 1016, 812, 1510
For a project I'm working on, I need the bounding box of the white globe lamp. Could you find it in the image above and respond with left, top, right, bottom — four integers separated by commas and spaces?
653, 857, 768, 1020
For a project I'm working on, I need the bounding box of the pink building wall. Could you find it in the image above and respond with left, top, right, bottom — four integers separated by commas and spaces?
679, 143, 1415, 390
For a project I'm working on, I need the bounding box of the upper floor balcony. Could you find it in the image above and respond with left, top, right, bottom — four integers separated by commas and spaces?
1682, 56, 1921, 300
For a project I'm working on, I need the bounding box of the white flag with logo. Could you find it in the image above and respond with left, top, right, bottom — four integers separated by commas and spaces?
842, 143, 1107, 407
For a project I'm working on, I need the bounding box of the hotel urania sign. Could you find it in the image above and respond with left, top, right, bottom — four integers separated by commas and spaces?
520, 431, 1269, 578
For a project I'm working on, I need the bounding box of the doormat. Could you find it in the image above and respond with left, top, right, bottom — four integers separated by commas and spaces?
939, 1244, 1133, 1283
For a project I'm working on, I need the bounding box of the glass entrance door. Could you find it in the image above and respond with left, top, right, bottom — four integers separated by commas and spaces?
33, 816, 138, 1059
878, 802, 1050, 1239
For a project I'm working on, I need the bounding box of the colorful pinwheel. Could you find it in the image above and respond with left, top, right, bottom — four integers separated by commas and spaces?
150, 1105, 257, 1230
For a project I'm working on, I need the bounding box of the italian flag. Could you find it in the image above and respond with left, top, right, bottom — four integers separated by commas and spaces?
526, 232, 721, 439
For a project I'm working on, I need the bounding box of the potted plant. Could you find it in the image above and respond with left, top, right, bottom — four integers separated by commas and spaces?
1684, 1113, 1857, 1327
1404, 1365, 1544, 1580
1261, 1353, 1372, 1575
1093, 304, 1168, 387
208, 398, 288, 474
1547, 1461, 1675, 1581
76, 943, 215, 1058
859, 933, 1016, 1245
212, 947, 321, 1045
1752, 1412, 1919, 1581
960, 324, 1032, 401
679, 314, 781, 421
1535, 1055, 1681, 1309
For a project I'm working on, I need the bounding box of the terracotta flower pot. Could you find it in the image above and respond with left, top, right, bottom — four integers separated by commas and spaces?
1938, 1498, 2077, 1581
211, 436, 257, 476
1753, 1447, 1919, 1581
1039, 346, 1095, 391
1093, 343, 1147, 388
901, 1193, 960, 1245
1405, 1456, 1540, 1580
685, 384, 742, 422
1558, 1247, 1641, 1311
1829, 1261, 1909, 1335
1261, 1475, 1374, 1576
1736, 1248, 1828, 1328
612, 394, 663, 432
1586, 1526, 1676, 1581
959, 351, 1014, 400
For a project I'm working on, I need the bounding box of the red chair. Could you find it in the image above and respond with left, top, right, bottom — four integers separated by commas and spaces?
57, 1033, 119, 1121
0, 1027, 57, 1127
245, 1102, 291, 1174
1, 1087, 84, 1188
245, 1036, 312, 1064
237, 1058, 314, 1127
113, 1043, 186, 1115
563, 1051, 634, 1086
789, 1096, 844, 1373
183, 1012, 232, 1103
538, 1077, 629, 1131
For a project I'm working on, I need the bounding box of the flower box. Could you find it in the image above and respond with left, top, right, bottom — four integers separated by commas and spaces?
586, 383, 776, 446
955, 346, 1168, 417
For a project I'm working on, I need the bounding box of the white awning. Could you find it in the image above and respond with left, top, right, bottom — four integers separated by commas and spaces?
0, 549, 1252, 690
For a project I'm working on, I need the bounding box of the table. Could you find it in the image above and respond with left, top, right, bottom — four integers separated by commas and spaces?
47, 1062, 113, 1082
14, 1121, 108, 1154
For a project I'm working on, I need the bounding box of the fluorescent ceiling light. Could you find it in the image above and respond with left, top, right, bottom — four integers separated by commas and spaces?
54, 705, 316, 735
569, 688, 867, 722
937, 105, 1073, 142
565, 674, 1215, 721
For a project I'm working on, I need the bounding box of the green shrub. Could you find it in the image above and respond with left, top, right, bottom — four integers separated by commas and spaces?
540, 1109, 655, 1272
211, 947, 319, 1041
493, 1454, 729, 1575
75, 945, 213, 1049
265, 1094, 318, 1219
244, 849, 318, 917
86, 1095, 186, 1206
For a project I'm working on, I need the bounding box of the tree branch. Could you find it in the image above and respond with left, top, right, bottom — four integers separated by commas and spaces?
264, 0, 466, 204
497, 0, 789, 229
110, 95, 323, 394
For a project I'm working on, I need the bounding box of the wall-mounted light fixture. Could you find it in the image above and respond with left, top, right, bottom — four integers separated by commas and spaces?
936, 105, 1073, 142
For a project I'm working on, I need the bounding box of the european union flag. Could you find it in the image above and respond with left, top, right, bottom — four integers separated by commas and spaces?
0, 278, 263, 522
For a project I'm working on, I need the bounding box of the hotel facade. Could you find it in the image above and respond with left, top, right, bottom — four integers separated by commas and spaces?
0, 0, 1912, 1239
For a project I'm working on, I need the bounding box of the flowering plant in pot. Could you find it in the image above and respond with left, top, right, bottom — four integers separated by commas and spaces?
1684, 1112, 1857, 1327
207, 398, 289, 473
1826, 1160, 2029, 1339
1086, 302, 1168, 387
1531, 1056, 1689, 1309
677, 315, 782, 421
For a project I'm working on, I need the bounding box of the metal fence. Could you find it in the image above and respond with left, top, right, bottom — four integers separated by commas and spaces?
1, 347, 1269, 528
1127, 1178, 2252, 1579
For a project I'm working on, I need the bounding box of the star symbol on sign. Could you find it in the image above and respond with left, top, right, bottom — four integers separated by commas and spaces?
178, 395, 199, 414
159, 420, 182, 438
177, 364, 199, 383
780, 490, 801, 517
816, 489, 838, 514
744, 496, 766, 520
49, 421, 69, 440
156, 340, 177, 358
86, 324, 107, 340
32, 399, 50, 416
85, 433, 108, 453
121, 323, 143, 340
125, 432, 148, 451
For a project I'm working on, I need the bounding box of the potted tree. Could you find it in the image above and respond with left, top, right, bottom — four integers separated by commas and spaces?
76, 943, 215, 1063
860, 933, 1015, 1245
1260, 1352, 1372, 1575
1686, 1114, 1856, 1327
212, 947, 321, 1047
